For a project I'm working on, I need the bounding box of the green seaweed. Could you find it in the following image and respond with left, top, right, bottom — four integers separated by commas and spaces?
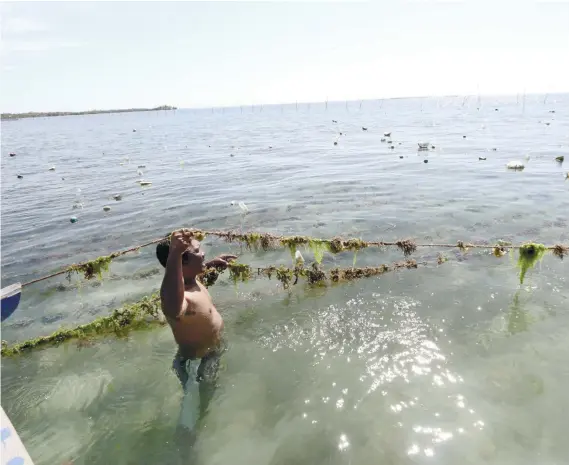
2, 258, 431, 356
243, 232, 262, 250
200, 268, 220, 287
308, 239, 327, 264
1, 294, 163, 357
67, 254, 115, 281
269, 265, 295, 289
281, 236, 310, 262
517, 243, 547, 284
228, 263, 252, 283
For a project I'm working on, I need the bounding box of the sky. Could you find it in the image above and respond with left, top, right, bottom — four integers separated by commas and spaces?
1, 1, 568, 112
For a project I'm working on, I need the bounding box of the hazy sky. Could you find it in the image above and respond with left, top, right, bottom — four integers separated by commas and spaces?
1, 1, 568, 112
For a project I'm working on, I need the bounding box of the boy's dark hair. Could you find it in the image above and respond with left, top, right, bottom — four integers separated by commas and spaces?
156, 235, 170, 268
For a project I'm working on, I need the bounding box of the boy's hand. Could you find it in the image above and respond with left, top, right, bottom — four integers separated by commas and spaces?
170, 230, 191, 256
205, 254, 238, 270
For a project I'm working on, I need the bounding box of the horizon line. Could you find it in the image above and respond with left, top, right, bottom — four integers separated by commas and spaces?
3, 90, 567, 116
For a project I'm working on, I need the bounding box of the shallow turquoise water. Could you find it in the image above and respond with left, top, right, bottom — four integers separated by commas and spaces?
1, 95, 568, 464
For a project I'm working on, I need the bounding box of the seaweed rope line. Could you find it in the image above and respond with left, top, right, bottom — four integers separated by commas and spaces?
2, 259, 425, 356
18, 228, 568, 288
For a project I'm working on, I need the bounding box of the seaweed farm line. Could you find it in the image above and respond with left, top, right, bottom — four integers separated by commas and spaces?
17, 226, 568, 288
1, 259, 421, 356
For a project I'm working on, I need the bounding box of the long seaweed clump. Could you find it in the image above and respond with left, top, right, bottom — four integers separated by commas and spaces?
67, 254, 116, 280
1, 294, 162, 356
517, 243, 547, 284
228, 263, 252, 283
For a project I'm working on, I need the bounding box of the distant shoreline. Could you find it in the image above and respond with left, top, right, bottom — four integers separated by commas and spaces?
1, 105, 177, 121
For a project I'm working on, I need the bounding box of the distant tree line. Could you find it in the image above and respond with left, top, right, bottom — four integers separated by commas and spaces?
1, 105, 177, 120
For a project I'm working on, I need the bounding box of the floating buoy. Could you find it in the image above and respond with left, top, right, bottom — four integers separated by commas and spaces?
362, 127, 368, 131
139, 181, 152, 186
230, 201, 236, 206
70, 216, 78, 224
332, 120, 337, 123
137, 170, 143, 176
549, 110, 556, 113
424, 159, 428, 163
103, 206, 111, 212
495, 108, 499, 111
431, 145, 436, 149
387, 140, 393, 144
269, 146, 273, 149
49, 166, 55, 171
384, 132, 391, 137
334, 141, 338, 146
418, 142, 429, 150
295, 250, 305, 265
380, 138, 386, 142
390, 146, 395, 149
556, 156, 564, 163
133, 129, 137, 132
545, 122, 551, 126
137, 165, 146, 169
492, 148, 497, 151
113, 194, 122, 201
399, 156, 404, 159
479, 157, 487, 161
506, 160, 525, 170
17, 175, 23, 179
462, 136, 466, 139
9, 153, 16, 157
72, 202, 83, 210
230, 154, 234, 157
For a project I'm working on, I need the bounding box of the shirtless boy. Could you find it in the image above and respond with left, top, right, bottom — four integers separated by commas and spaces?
156, 229, 236, 416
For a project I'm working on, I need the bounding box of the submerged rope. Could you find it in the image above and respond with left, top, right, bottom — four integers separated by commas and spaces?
18, 227, 568, 288
2, 259, 423, 356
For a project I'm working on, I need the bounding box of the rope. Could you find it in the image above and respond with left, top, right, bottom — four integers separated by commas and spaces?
21, 237, 164, 288
19, 227, 568, 288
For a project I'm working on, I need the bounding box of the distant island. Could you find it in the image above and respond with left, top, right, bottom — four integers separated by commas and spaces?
1, 105, 177, 121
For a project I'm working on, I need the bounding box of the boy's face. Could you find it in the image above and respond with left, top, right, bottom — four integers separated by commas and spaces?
181, 239, 205, 277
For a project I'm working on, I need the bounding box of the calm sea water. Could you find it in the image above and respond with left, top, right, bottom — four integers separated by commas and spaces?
1, 95, 568, 465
